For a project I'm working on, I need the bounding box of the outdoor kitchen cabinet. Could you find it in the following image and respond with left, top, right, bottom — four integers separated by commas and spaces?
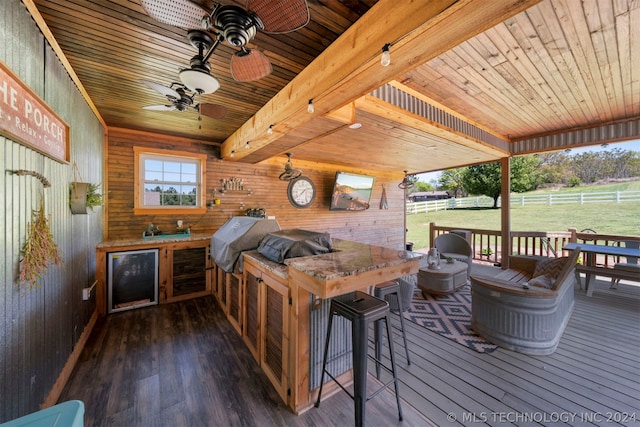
226, 272, 243, 334
242, 255, 290, 403
211, 268, 244, 335
95, 236, 213, 316
168, 242, 211, 300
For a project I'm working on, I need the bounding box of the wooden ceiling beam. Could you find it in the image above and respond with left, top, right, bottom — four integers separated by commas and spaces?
221, 0, 542, 161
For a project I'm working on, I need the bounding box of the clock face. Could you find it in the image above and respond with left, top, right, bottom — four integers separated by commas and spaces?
288, 176, 316, 208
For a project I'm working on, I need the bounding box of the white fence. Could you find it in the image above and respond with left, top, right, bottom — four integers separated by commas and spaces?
406, 190, 640, 214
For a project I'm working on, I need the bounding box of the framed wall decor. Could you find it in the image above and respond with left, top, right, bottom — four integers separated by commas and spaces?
0, 61, 70, 163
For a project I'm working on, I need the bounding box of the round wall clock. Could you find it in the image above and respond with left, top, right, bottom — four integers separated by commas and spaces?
287, 176, 316, 208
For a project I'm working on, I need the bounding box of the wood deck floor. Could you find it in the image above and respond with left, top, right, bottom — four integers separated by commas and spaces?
59, 265, 640, 426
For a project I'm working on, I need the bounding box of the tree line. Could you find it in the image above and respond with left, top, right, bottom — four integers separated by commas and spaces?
414, 148, 640, 208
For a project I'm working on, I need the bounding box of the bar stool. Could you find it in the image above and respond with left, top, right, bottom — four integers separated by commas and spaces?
374, 281, 410, 379
315, 290, 402, 427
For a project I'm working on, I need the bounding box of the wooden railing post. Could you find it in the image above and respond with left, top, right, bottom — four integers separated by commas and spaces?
429, 222, 436, 248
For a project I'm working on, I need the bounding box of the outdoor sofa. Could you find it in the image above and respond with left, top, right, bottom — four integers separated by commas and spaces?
470, 248, 581, 355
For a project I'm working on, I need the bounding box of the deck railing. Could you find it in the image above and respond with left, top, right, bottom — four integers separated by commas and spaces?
427, 223, 640, 266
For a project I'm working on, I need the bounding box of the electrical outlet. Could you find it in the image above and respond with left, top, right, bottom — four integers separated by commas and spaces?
82, 287, 91, 301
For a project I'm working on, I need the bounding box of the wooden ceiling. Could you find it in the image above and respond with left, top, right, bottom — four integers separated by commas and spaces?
28, 0, 639, 176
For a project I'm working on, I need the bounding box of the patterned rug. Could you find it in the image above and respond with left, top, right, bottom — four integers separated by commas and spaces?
403, 285, 498, 353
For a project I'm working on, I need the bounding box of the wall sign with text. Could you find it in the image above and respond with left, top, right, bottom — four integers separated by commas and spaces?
0, 61, 70, 163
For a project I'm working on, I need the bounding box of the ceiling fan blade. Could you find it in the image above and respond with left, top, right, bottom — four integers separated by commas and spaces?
143, 104, 177, 111
141, 80, 181, 99
198, 103, 227, 119
140, 0, 208, 29
279, 168, 302, 181
247, 0, 309, 33
230, 50, 272, 82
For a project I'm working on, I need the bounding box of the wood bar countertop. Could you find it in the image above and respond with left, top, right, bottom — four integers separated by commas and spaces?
285, 239, 422, 298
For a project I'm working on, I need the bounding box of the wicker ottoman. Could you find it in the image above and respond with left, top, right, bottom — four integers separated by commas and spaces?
418, 260, 468, 296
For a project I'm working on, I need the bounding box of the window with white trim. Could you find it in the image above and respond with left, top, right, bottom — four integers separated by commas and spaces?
134, 147, 206, 213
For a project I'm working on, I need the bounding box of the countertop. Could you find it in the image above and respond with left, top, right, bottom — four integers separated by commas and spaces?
284, 239, 422, 281
97, 233, 212, 249
242, 250, 289, 280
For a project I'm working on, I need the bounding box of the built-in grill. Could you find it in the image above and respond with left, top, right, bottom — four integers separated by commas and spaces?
257, 229, 332, 264
210, 216, 280, 273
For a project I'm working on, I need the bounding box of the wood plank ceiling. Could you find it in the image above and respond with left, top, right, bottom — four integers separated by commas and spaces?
28, 0, 639, 175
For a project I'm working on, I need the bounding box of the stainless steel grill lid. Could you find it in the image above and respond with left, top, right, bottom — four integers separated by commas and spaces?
211, 216, 280, 272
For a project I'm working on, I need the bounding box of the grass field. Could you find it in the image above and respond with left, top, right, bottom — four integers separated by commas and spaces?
406, 181, 640, 250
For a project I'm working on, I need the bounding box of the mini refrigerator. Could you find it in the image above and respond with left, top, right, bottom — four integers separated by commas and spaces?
107, 249, 159, 313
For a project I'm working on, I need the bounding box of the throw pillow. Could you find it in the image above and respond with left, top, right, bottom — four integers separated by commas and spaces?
528, 274, 554, 289
532, 257, 568, 282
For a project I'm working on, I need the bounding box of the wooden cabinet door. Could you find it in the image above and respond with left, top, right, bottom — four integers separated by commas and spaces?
227, 273, 243, 334
243, 267, 261, 362
171, 246, 207, 297
215, 267, 227, 312
261, 275, 289, 403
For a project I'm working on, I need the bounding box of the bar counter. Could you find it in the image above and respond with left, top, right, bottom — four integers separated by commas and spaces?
285, 238, 422, 298
243, 238, 422, 413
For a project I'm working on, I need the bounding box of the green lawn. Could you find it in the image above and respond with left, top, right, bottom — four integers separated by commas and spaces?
406, 182, 640, 250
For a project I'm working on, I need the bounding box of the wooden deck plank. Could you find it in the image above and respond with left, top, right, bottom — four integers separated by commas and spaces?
58, 265, 640, 427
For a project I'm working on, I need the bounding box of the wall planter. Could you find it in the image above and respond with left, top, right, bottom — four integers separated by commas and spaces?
70, 182, 103, 214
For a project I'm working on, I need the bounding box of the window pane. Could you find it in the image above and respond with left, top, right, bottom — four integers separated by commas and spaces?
181, 173, 196, 183
164, 172, 181, 182
144, 184, 161, 206
164, 162, 181, 173
145, 159, 163, 171
145, 171, 163, 181
139, 151, 203, 209
182, 163, 196, 174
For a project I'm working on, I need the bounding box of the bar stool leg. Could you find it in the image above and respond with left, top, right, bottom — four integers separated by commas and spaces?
384, 314, 403, 421
375, 290, 411, 380
352, 316, 368, 427
314, 308, 335, 408
374, 319, 383, 379
395, 292, 411, 365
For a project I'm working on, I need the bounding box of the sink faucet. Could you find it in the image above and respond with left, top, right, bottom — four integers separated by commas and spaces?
146, 223, 160, 236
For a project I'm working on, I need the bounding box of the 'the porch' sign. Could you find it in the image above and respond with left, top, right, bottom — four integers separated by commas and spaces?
0, 61, 69, 163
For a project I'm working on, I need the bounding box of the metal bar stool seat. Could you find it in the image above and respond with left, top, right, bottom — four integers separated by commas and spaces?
315, 290, 402, 427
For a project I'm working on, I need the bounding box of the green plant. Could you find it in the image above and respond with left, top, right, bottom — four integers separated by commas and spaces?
70, 182, 103, 212
481, 248, 493, 256
85, 183, 103, 211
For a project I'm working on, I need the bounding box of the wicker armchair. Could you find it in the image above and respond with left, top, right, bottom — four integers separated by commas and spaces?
435, 233, 473, 279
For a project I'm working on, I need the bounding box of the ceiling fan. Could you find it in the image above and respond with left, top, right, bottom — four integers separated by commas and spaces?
278, 153, 303, 181
140, 0, 310, 82
141, 80, 227, 119
398, 170, 415, 190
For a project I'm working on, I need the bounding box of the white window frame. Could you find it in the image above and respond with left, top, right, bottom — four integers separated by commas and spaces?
133, 147, 207, 215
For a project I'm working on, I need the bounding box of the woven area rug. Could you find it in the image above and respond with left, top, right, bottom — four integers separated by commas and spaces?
403, 285, 498, 353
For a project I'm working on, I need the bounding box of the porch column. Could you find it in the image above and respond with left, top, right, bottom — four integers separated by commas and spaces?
500, 157, 511, 268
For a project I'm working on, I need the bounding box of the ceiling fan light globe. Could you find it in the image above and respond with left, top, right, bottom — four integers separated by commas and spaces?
179, 69, 220, 94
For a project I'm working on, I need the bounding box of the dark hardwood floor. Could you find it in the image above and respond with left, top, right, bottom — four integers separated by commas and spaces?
59, 296, 431, 427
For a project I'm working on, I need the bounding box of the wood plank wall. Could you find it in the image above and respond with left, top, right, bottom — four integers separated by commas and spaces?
107, 128, 406, 249
1, 0, 105, 422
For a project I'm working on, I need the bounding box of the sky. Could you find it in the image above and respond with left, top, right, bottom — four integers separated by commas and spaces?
416, 139, 640, 184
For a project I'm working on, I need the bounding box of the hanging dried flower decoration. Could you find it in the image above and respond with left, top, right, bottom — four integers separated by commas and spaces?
19, 194, 62, 289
